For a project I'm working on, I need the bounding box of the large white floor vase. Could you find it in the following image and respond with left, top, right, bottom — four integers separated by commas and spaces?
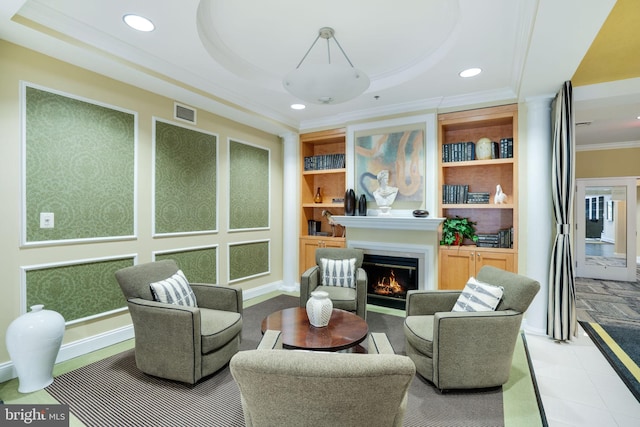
306, 291, 333, 327
6, 304, 65, 393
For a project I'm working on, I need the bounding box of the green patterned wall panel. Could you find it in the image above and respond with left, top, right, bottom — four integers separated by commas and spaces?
25, 257, 133, 323
229, 140, 269, 230
25, 86, 135, 242
155, 247, 217, 284
155, 120, 217, 234
229, 241, 269, 282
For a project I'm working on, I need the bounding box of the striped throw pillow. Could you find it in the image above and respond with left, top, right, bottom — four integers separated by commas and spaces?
149, 270, 198, 307
320, 258, 357, 288
452, 277, 503, 312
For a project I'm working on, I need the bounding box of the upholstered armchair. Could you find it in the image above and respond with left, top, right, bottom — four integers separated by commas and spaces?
115, 259, 243, 384
300, 248, 368, 320
404, 265, 540, 391
231, 331, 415, 427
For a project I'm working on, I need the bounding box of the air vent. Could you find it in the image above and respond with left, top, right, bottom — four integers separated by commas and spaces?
174, 102, 196, 124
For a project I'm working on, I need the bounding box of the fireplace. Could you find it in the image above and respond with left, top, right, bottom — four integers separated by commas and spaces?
362, 254, 419, 309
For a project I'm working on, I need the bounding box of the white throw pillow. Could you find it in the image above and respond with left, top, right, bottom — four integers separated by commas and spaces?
149, 269, 198, 307
452, 277, 503, 312
320, 258, 357, 288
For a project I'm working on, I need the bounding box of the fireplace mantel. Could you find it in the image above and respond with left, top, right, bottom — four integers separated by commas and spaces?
332, 215, 444, 231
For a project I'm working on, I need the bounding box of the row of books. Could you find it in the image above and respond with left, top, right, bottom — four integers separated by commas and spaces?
442, 137, 514, 163
304, 153, 345, 171
476, 228, 513, 248
442, 185, 491, 204
442, 141, 476, 162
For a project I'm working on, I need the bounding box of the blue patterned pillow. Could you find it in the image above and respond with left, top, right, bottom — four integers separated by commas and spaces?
320, 258, 357, 288
149, 270, 198, 307
452, 277, 503, 312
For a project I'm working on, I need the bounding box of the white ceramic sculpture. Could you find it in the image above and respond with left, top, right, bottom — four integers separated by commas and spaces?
306, 291, 333, 327
6, 305, 65, 393
494, 184, 507, 204
373, 170, 398, 216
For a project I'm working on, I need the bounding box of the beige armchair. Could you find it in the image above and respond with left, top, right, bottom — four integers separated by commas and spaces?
231, 331, 415, 427
115, 259, 243, 384
300, 248, 368, 320
404, 265, 540, 391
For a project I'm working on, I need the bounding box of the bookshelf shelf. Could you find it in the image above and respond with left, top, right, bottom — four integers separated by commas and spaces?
302, 168, 346, 176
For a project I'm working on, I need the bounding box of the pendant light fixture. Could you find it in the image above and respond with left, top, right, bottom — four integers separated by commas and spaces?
283, 27, 369, 105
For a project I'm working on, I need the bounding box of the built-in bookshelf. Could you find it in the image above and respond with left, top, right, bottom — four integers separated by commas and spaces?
437, 104, 518, 290
299, 128, 347, 275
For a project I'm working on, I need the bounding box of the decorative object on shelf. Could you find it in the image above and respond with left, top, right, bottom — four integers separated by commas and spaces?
412, 210, 429, 218
475, 137, 494, 160
314, 187, 323, 203
322, 210, 345, 238
6, 304, 65, 393
344, 189, 356, 216
440, 216, 479, 246
306, 290, 333, 327
358, 194, 367, 216
283, 27, 369, 105
494, 184, 507, 204
373, 170, 398, 216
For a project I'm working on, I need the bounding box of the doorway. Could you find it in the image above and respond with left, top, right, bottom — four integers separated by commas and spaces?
575, 177, 637, 281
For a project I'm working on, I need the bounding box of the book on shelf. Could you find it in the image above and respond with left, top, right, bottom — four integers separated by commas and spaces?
490, 141, 500, 159
304, 153, 346, 171
442, 184, 469, 204
442, 141, 475, 163
466, 192, 490, 204
499, 138, 513, 159
476, 228, 513, 248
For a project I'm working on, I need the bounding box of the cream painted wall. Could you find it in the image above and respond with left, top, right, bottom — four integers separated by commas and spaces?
0, 41, 283, 363
576, 147, 640, 178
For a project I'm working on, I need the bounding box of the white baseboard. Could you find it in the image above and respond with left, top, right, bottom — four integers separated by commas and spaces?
522, 320, 547, 337
242, 280, 283, 299
1, 279, 298, 384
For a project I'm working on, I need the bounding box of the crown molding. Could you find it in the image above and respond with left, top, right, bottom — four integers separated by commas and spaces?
576, 140, 640, 152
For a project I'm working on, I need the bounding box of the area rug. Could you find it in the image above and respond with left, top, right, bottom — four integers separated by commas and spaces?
580, 321, 640, 403
46, 295, 535, 426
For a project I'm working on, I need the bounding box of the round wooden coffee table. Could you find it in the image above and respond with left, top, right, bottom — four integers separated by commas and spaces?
261, 307, 368, 352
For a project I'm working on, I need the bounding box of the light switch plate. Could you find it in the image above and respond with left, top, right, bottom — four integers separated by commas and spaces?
40, 212, 54, 228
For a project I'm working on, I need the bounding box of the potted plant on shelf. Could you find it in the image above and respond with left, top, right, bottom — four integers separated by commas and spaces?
440, 216, 479, 246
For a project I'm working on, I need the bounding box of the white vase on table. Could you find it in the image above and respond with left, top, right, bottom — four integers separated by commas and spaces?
6, 304, 65, 393
306, 291, 333, 327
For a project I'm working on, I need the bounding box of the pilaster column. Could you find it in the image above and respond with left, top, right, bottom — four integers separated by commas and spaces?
522, 96, 554, 335
281, 132, 299, 291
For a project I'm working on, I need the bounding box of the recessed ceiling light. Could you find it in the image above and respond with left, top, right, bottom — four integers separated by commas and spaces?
123, 14, 155, 32
291, 104, 306, 110
459, 68, 482, 78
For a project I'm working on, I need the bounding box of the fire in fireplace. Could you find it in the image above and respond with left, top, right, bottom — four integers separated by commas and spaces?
362, 254, 419, 309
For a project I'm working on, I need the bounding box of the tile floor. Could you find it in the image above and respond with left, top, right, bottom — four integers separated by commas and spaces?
525, 325, 640, 426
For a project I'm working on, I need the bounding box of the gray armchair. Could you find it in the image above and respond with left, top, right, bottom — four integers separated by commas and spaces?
115, 259, 243, 384
231, 331, 415, 427
404, 265, 540, 391
300, 248, 368, 320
